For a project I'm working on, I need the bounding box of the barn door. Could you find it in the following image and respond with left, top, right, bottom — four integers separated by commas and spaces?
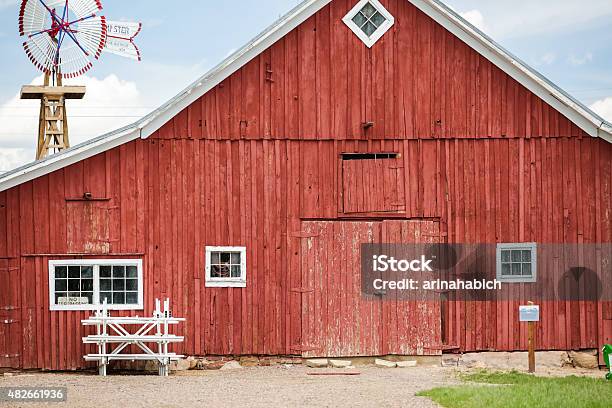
300, 221, 382, 356
379, 220, 442, 355
299, 220, 441, 357
0, 258, 21, 368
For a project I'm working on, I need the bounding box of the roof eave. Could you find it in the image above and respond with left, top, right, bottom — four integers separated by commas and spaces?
598, 123, 612, 143
0, 126, 141, 192
416, 0, 609, 140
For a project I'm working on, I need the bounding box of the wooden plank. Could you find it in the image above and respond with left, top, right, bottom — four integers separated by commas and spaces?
298, 15, 317, 139
316, 6, 332, 139
330, 0, 348, 139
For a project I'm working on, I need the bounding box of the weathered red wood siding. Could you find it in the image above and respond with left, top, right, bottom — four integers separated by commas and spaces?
1, 0, 611, 369
157, 0, 588, 142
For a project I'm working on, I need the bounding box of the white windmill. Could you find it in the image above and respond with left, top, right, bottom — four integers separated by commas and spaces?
18, 0, 142, 159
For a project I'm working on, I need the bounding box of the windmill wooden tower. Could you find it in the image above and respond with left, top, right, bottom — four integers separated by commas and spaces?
18, 0, 142, 160
21, 74, 85, 160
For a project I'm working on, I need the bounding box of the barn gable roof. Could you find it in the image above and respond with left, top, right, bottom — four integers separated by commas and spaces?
1, 0, 611, 192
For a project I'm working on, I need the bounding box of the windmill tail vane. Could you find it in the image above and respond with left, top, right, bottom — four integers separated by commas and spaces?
104, 21, 142, 61
17, 0, 142, 160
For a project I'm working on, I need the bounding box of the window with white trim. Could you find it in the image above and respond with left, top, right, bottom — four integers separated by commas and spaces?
49, 259, 143, 311
496, 243, 537, 283
343, 0, 395, 48
205, 246, 247, 287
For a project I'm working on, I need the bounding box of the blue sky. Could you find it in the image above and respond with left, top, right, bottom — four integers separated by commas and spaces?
0, 0, 611, 170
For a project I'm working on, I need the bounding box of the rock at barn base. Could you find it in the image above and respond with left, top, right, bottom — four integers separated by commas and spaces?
329, 359, 352, 368
375, 358, 397, 368
170, 359, 191, 371
569, 350, 598, 369
220, 361, 243, 370
305, 359, 328, 368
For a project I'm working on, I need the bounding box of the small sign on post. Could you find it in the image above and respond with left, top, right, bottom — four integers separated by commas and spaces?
519, 302, 539, 373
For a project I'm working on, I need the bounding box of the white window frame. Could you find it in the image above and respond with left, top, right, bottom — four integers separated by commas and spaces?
496, 243, 537, 283
342, 0, 395, 48
48, 259, 144, 311
205, 246, 247, 288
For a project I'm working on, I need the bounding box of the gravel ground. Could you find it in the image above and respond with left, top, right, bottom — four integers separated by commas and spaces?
0, 365, 458, 408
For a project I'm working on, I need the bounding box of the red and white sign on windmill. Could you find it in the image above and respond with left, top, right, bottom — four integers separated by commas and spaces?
105, 20, 142, 61
17, 0, 142, 159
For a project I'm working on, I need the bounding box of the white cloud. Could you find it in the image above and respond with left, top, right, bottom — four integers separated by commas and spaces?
0, 149, 30, 172
568, 52, 593, 66
590, 97, 612, 122
460, 9, 487, 33
0, 0, 17, 10
455, 0, 612, 40
0, 74, 147, 171
533, 52, 557, 66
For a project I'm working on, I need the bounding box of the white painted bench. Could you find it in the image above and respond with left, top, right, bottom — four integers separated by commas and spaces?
82, 298, 185, 376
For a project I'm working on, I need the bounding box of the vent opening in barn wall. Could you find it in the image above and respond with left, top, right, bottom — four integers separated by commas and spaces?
341, 153, 399, 160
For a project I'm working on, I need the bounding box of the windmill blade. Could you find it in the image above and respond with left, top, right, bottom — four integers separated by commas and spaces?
73, 15, 107, 59
22, 33, 57, 73
103, 37, 141, 61
106, 20, 141, 40
63, 0, 103, 18
18, 0, 48, 36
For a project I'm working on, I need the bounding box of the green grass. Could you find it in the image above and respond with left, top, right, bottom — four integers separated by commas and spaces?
417, 370, 612, 408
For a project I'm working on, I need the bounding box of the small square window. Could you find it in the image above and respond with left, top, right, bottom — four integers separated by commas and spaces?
68, 279, 80, 291
496, 243, 537, 283
113, 279, 125, 291
55, 279, 67, 291
68, 266, 80, 278
55, 266, 67, 278
126, 292, 138, 304
205, 246, 247, 287
343, 0, 394, 48
100, 265, 111, 278
126, 265, 138, 278
361, 2, 376, 17
371, 12, 386, 27
352, 12, 367, 27
81, 266, 93, 278
100, 279, 111, 291
126, 279, 138, 291
113, 266, 125, 278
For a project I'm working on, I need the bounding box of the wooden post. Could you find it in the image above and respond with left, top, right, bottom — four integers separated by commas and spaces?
528, 301, 535, 373
20, 73, 85, 160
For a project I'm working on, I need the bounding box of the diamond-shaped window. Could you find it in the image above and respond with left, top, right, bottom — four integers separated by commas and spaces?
343, 0, 394, 48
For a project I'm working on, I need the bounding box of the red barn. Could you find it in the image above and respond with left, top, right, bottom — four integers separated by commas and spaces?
1, 0, 611, 370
